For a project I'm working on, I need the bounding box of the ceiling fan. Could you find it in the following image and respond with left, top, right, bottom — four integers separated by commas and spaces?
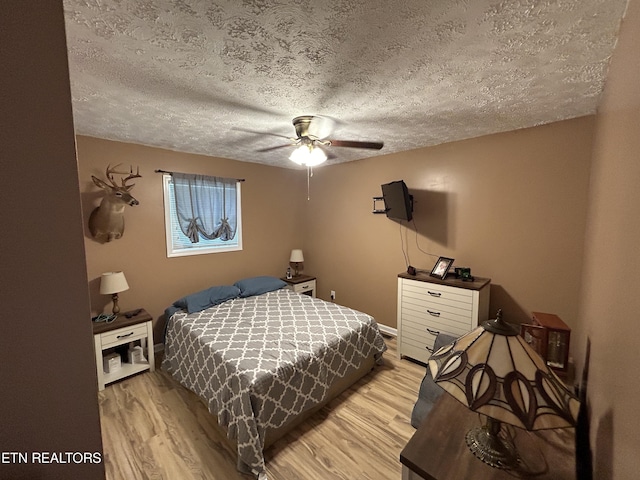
242, 115, 384, 166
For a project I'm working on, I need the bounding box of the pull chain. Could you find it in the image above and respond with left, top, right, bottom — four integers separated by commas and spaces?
307, 166, 314, 200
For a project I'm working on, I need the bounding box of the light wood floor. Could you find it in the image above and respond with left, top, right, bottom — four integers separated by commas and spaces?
98, 336, 426, 479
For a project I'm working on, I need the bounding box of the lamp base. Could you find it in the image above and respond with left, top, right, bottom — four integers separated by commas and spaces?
111, 293, 121, 315
465, 418, 519, 469
291, 262, 302, 277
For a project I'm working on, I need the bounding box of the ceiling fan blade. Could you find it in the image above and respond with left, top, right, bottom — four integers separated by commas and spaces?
256, 143, 295, 152
232, 126, 292, 140
316, 144, 337, 160
328, 139, 384, 150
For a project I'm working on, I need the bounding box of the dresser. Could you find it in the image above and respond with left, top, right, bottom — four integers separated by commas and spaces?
397, 272, 490, 364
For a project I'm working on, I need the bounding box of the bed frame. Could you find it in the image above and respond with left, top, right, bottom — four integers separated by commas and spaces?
207, 354, 377, 454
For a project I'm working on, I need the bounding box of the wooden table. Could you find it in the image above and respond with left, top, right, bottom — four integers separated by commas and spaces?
400, 394, 576, 479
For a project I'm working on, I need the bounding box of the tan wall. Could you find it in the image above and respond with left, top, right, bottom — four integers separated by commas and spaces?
0, 2, 104, 479
78, 136, 305, 340
574, 0, 640, 477
79, 118, 594, 344
304, 117, 593, 337
79, 119, 594, 347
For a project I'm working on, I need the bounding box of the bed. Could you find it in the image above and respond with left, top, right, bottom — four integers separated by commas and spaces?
161, 276, 387, 479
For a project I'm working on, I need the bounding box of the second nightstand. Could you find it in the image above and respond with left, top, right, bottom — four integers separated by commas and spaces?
92, 308, 155, 391
281, 274, 316, 297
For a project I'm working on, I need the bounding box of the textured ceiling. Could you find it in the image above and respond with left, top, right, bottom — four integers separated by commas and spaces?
63, 0, 628, 169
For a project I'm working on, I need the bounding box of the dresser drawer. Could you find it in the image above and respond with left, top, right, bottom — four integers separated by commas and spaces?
402, 278, 473, 306
401, 295, 473, 321
100, 323, 148, 348
401, 308, 474, 338
400, 322, 439, 350
399, 341, 434, 365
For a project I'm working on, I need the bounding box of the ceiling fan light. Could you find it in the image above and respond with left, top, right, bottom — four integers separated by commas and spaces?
307, 146, 328, 166
289, 145, 327, 166
289, 145, 307, 165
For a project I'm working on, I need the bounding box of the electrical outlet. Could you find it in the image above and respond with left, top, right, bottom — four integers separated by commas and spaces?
330, 290, 336, 301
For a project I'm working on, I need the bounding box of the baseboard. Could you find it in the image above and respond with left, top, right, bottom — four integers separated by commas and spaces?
377, 324, 397, 337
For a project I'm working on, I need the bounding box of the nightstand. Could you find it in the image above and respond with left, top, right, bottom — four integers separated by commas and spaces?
281, 274, 316, 297
92, 308, 155, 391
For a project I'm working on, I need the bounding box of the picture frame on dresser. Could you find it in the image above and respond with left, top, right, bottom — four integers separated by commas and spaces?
430, 256, 454, 279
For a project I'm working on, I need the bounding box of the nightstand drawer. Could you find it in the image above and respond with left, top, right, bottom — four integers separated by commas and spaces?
292, 280, 315, 294
100, 323, 148, 348
281, 275, 317, 298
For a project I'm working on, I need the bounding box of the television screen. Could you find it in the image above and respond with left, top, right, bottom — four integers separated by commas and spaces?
381, 180, 413, 221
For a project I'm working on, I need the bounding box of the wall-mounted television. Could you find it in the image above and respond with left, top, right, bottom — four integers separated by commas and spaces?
381, 180, 413, 221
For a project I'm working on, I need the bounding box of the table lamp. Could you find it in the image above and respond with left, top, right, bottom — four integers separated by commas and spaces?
99, 271, 129, 315
428, 309, 580, 469
289, 249, 304, 276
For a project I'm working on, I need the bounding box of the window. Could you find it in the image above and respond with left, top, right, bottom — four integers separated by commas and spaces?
162, 173, 242, 257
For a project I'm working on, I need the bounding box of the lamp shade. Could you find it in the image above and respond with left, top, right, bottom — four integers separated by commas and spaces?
289, 145, 327, 166
289, 249, 304, 263
99, 271, 129, 295
428, 311, 579, 431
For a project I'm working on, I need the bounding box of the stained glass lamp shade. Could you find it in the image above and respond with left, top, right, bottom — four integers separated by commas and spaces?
428, 310, 580, 469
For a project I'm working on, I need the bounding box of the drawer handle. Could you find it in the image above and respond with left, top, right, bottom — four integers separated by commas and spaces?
427, 291, 441, 297
427, 310, 441, 317
116, 332, 134, 339
426, 328, 440, 336
301, 285, 309, 289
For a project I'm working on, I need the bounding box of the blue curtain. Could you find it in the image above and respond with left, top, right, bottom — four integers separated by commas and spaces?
171, 173, 237, 243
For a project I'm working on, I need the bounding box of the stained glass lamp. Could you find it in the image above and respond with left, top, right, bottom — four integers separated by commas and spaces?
428, 310, 580, 469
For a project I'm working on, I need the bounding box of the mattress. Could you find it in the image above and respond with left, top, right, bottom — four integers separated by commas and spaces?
162, 288, 387, 477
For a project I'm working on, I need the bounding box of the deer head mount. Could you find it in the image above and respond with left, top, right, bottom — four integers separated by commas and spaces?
88, 164, 142, 242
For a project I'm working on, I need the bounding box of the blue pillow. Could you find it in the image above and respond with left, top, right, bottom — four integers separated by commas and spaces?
164, 305, 181, 319
171, 285, 241, 314
234, 276, 287, 298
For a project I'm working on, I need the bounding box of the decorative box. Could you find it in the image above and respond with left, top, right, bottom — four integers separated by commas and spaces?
103, 352, 121, 373
520, 311, 571, 375
128, 345, 146, 364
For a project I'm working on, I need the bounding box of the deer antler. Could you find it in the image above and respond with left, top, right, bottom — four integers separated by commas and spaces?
104, 164, 142, 188
121, 165, 142, 187
105, 164, 131, 188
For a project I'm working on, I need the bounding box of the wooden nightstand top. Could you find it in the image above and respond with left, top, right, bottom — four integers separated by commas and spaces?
281, 274, 316, 285
92, 308, 152, 335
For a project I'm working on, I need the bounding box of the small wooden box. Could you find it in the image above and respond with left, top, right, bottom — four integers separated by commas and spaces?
521, 312, 571, 374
